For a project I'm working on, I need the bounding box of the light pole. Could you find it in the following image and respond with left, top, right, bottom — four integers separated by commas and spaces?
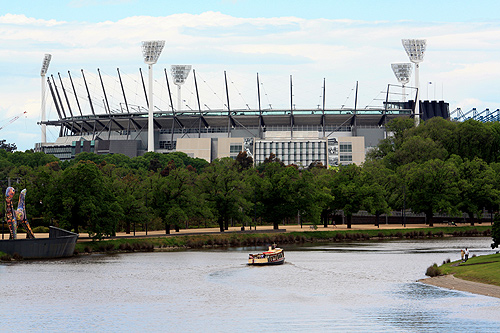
391, 63, 412, 103
402, 39, 426, 126
40, 54, 52, 143
170, 65, 192, 111
141, 40, 165, 152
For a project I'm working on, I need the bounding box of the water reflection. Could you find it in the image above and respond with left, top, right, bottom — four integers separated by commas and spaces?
1, 237, 499, 332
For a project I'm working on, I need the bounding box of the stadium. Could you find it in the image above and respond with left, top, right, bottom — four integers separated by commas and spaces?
36, 41, 449, 167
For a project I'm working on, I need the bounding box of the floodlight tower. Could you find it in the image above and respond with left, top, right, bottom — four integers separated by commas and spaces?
141, 40, 165, 152
391, 63, 412, 103
40, 54, 52, 143
402, 39, 426, 126
170, 65, 192, 111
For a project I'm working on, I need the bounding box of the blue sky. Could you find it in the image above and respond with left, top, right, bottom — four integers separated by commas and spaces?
1, 0, 500, 150
3, 0, 499, 23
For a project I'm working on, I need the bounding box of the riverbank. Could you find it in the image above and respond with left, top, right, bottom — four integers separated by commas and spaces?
419, 275, 500, 299
420, 252, 500, 298
71, 224, 491, 254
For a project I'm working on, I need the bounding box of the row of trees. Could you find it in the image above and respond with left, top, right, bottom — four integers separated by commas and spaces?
1, 117, 500, 243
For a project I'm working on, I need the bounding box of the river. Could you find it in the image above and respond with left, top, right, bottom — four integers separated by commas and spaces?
1, 237, 499, 332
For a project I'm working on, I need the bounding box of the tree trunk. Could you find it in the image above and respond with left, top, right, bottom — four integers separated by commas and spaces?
165, 224, 171, 234
346, 214, 352, 229
323, 210, 328, 228
125, 221, 130, 234
426, 212, 434, 227
218, 217, 224, 232
175, 225, 180, 232
468, 212, 475, 226
375, 212, 380, 228
273, 221, 279, 230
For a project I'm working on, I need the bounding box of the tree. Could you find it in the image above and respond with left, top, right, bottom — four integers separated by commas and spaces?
235, 151, 254, 171
492, 214, 500, 249
296, 168, 334, 227
330, 164, 366, 228
199, 158, 249, 232
402, 159, 460, 226
366, 117, 414, 163
260, 163, 300, 229
0, 139, 16, 152
112, 172, 148, 234
361, 160, 394, 227
451, 155, 500, 226
152, 167, 203, 233
45, 161, 121, 239
393, 136, 448, 166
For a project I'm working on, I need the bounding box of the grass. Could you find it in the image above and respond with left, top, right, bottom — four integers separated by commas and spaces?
438, 253, 500, 286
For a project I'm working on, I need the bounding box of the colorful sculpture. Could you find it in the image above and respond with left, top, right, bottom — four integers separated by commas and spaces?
5, 187, 35, 239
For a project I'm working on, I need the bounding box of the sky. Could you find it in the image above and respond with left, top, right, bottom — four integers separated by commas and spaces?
2, 0, 500, 151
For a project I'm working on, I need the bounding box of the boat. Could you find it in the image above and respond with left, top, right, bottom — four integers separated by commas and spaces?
0, 226, 79, 259
248, 244, 285, 265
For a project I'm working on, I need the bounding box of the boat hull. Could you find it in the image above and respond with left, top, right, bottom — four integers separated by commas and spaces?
0, 226, 78, 259
247, 257, 285, 265
248, 246, 285, 265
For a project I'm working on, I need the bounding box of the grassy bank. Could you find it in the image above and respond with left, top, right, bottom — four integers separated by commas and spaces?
74, 226, 492, 255
428, 253, 500, 287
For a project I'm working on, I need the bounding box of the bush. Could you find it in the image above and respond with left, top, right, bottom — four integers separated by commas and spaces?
32, 226, 50, 233
425, 263, 441, 277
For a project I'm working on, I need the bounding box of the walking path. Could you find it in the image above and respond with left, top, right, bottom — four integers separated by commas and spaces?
104, 223, 433, 239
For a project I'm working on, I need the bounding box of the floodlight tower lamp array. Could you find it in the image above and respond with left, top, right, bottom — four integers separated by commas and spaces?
171, 65, 192, 112
402, 39, 426, 126
141, 40, 165, 152
391, 63, 413, 103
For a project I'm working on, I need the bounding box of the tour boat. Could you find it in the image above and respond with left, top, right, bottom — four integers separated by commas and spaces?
248, 244, 285, 265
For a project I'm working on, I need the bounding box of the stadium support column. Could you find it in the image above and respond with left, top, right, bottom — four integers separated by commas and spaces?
40, 54, 51, 143
290, 75, 293, 138
148, 64, 154, 151
225, 71, 231, 138
141, 40, 165, 152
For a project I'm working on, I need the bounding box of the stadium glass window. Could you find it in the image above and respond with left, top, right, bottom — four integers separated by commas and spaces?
230, 144, 242, 154
340, 155, 353, 162
340, 142, 352, 153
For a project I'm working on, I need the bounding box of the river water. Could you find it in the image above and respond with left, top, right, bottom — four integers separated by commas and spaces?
1, 237, 499, 332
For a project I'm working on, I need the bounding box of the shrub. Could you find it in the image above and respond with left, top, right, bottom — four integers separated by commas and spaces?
425, 263, 441, 277
12, 253, 23, 261
32, 226, 50, 233
1, 253, 12, 261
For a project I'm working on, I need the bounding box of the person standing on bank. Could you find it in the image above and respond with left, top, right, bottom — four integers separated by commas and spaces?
461, 248, 465, 262
465, 248, 469, 261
